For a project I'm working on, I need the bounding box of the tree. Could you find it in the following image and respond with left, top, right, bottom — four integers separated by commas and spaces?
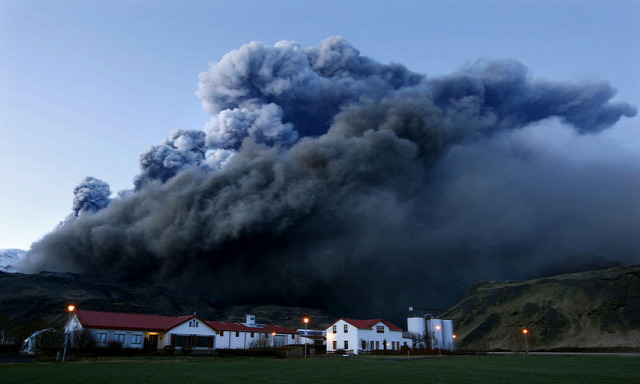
248, 334, 272, 349
71, 329, 96, 348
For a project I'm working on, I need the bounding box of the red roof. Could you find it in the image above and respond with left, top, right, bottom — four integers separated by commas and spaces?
207, 321, 297, 334
74, 310, 202, 332
329, 318, 403, 332
73, 310, 297, 335
263, 324, 297, 335
207, 321, 253, 332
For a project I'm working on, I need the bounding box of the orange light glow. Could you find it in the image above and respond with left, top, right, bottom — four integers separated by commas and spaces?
522, 329, 528, 334
435, 325, 441, 331
67, 305, 75, 312
452, 334, 457, 339
303, 317, 309, 324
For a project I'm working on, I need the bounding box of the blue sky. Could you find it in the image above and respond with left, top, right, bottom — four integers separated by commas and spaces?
1, 0, 638, 250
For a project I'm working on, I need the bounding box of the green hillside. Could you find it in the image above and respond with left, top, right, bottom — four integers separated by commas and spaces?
444, 265, 640, 351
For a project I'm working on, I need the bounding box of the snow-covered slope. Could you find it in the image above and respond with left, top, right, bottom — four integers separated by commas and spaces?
0, 249, 26, 273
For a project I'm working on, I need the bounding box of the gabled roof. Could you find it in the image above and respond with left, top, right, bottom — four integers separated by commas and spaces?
263, 324, 297, 335
207, 321, 297, 335
207, 321, 253, 332
328, 318, 403, 332
73, 310, 205, 332
71, 309, 297, 335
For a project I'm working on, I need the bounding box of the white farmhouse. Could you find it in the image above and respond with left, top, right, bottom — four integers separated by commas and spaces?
325, 318, 409, 355
65, 310, 299, 351
65, 309, 217, 350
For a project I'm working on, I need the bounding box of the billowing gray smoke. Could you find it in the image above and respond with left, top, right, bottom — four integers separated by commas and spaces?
55, 177, 112, 227
71, 176, 111, 216
21, 37, 638, 320
135, 129, 207, 189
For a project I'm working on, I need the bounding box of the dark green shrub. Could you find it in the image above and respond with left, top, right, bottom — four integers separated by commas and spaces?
163, 345, 175, 356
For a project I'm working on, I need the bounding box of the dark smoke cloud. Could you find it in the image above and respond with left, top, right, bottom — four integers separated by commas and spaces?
21, 37, 638, 322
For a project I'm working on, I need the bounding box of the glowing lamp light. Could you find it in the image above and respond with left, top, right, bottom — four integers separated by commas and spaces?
435, 325, 441, 331
302, 316, 310, 358
452, 334, 457, 339
67, 305, 76, 312
522, 328, 529, 335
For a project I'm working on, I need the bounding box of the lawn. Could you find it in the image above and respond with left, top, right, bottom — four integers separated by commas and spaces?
1, 355, 639, 383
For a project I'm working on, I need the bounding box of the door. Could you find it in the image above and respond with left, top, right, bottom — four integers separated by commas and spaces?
148, 334, 159, 349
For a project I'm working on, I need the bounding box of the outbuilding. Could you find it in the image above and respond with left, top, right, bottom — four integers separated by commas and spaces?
208, 315, 298, 349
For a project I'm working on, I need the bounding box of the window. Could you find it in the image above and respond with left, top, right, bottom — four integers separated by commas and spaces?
344, 340, 348, 350
115, 334, 125, 343
174, 335, 190, 347
375, 341, 379, 350
344, 324, 348, 333
332, 340, 337, 349
195, 336, 209, 348
250, 332, 254, 338
291, 334, 295, 340
220, 331, 224, 336
236, 331, 240, 337
189, 320, 199, 327
404, 341, 408, 348
376, 326, 384, 333
332, 325, 337, 333
361, 340, 366, 350
370, 340, 375, 350
132, 334, 143, 344
98, 333, 107, 343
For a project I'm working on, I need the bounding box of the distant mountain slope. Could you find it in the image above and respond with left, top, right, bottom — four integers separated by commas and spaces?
0, 271, 335, 341
0, 249, 26, 273
444, 265, 640, 351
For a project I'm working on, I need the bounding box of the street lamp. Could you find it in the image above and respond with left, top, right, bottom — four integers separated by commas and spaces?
452, 334, 457, 352
303, 317, 310, 358
62, 304, 76, 362
435, 324, 442, 356
522, 328, 529, 356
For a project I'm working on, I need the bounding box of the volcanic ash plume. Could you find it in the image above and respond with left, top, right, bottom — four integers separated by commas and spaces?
20, 37, 638, 318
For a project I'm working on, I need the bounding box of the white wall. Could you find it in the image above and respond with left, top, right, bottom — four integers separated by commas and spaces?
326, 320, 358, 353
64, 315, 146, 349
73, 328, 148, 349
215, 330, 264, 349
215, 330, 298, 349
326, 320, 405, 355
166, 319, 217, 349
356, 322, 405, 354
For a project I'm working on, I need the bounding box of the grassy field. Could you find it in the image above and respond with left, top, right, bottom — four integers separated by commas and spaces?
1, 355, 639, 383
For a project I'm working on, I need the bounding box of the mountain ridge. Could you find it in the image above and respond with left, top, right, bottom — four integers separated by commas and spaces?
443, 265, 640, 351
